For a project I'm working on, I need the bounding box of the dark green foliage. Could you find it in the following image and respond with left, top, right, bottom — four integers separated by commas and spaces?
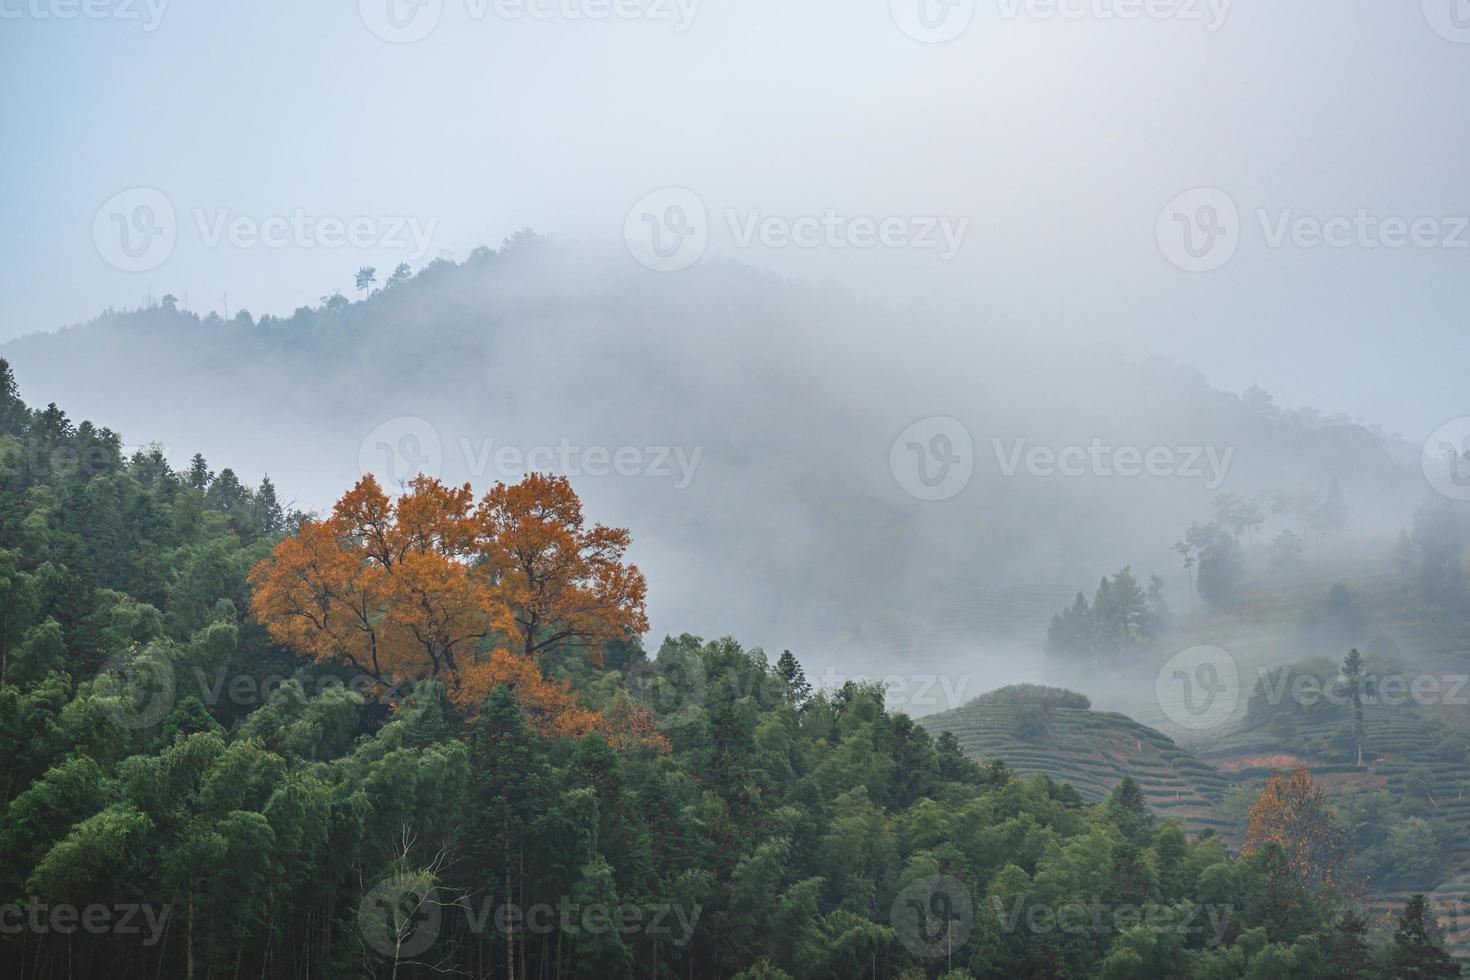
1322, 910, 1374, 980
971, 685, 1092, 710
1387, 895, 1462, 980
1187, 522, 1244, 607
1013, 704, 1049, 741
775, 648, 812, 707
1045, 568, 1163, 668
0, 369, 1372, 979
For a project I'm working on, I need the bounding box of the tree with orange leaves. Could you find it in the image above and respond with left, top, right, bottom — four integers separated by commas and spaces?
249, 475, 506, 686
479, 472, 649, 665
1244, 765, 1349, 894
249, 472, 655, 744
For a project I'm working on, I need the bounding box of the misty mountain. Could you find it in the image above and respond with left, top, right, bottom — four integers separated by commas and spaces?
1, 235, 1424, 693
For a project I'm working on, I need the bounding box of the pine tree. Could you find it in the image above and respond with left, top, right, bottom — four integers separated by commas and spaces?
1107, 775, 1155, 842
385, 261, 412, 288
254, 476, 285, 533
1322, 910, 1373, 980
1341, 649, 1369, 767
1387, 895, 1462, 979
775, 649, 811, 706
187, 452, 213, 490
205, 467, 245, 511
0, 358, 28, 436
935, 731, 982, 784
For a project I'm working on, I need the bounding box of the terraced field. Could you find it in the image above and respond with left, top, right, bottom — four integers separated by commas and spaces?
925, 685, 1470, 962
1363, 876, 1470, 967
1198, 705, 1470, 963
919, 689, 1234, 836
1201, 708, 1470, 853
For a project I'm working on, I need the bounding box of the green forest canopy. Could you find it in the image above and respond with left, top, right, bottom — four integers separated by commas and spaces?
0, 359, 1458, 979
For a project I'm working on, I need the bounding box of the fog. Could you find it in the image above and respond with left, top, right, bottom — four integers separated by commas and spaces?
3, 0, 1467, 712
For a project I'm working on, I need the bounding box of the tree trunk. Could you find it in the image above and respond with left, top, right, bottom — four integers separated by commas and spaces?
505, 821, 514, 980
186, 891, 195, 980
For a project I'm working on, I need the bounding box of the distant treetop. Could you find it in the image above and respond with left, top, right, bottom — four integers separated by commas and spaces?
970, 684, 1092, 710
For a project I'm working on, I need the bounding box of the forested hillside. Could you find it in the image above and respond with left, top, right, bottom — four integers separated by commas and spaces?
0, 359, 1457, 979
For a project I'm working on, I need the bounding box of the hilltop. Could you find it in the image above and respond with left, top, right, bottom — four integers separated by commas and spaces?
919, 685, 1234, 837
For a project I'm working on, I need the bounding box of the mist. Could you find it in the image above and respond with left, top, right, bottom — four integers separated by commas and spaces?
0, 234, 1435, 718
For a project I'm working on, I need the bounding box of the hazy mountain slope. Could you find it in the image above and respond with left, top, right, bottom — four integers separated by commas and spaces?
2, 238, 1424, 689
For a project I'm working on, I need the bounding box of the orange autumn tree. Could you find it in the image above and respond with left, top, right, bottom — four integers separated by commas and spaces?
249, 472, 657, 746
1244, 766, 1349, 894
479, 472, 649, 663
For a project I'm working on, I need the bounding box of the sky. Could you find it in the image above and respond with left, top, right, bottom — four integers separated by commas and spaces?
2, 0, 1469, 440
